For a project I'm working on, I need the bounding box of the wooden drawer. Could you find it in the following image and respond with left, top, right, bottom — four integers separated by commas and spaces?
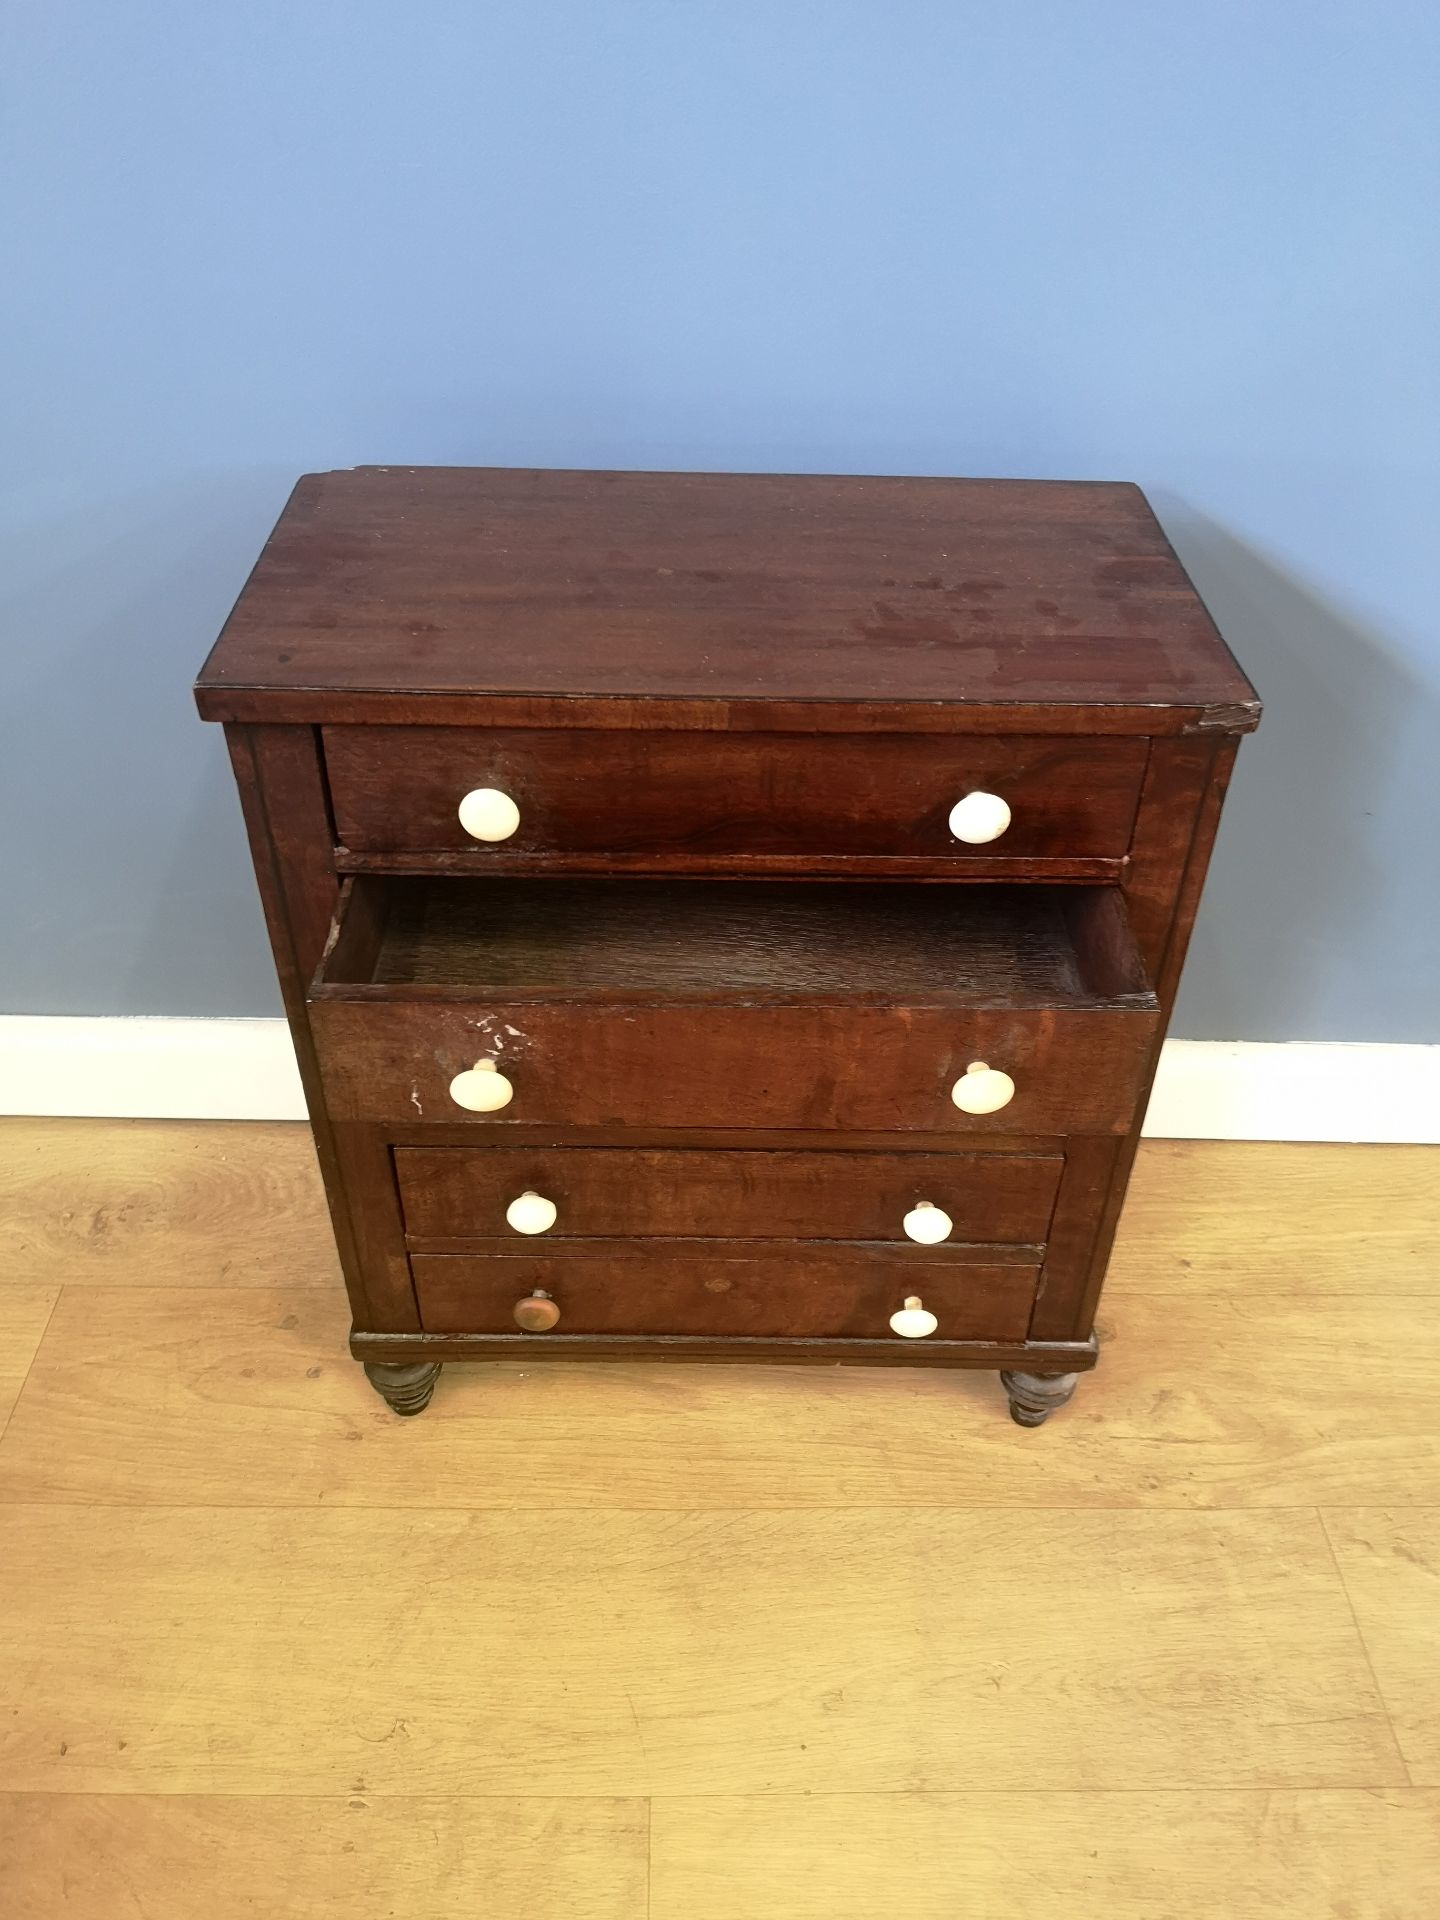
410, 1244, 1040, 1340
323, 726, 1147, 865
309, 877, 1158, 1135
395, 1145, 1061, 1245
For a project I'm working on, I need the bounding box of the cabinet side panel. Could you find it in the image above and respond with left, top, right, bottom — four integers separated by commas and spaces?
1028, 737, 1237, 1341
224, 723, 419, 1331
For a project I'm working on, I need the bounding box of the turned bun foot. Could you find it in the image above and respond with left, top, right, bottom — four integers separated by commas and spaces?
364, 1360, 442, 1416
1000, 1369, 1079, 1428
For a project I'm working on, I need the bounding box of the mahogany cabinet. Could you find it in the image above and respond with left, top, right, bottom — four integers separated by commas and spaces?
196, 467, 1258, 1424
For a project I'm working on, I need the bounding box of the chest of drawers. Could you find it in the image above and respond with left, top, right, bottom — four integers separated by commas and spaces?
196, 467, 1258, 1426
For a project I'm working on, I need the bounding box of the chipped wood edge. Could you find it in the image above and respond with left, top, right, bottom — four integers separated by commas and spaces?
0, 1019, 1435, 1143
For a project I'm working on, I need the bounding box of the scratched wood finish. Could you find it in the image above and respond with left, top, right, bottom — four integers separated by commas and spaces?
194, 466, 1257, 1398
324, 725, 1148, 859
410, 1245, 1040, 1339
310, 876, 1158, 1134
395, 1145, 1063, 1245
311, 998, 1157, 1134
194, 469, 1259, 732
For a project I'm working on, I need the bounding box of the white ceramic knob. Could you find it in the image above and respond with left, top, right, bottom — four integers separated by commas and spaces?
505, 1190, 557, 1236
902, 1201, 953, 1245
951, 1061, 1016, 1115
458, 787, 521, 843
448, 1059, 514, 1112
948, 791, 1011, 844
889, 1295, 939, 1339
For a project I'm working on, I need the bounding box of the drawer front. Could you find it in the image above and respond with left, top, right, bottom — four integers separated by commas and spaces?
312, 1002, 1157, 1135
324, 726, 1147, 862
411, 1245, 1040, 1340
396, 1145, 1062, 1245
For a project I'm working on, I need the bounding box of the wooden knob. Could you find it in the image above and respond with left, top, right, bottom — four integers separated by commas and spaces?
902, 1201, 953, 1245
458, 787, 521, 842
889, 1296, 939, 1339
513, 1289, 560, 1332
948, 791, 1011, 844
448, 1060, 514, 1113
951, 1061, 1015, 1115
505, 1190, 557, 1236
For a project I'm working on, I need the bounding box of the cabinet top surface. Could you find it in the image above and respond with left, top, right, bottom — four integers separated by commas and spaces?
196, 467, 1258, 733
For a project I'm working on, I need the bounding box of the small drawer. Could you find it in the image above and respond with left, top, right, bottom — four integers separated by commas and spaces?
323, 726, 1147, 866
309, 877, 1159, 1135
396, 1145, 1062, 1245
410, 1244, 1041, 1341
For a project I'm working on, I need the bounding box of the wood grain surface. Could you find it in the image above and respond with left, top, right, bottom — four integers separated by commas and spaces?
394, 1143, 1063, 1244
0, 1503, 1399, 1795
0, 1288, 57, 1434
325, 724, 1148, 859
1, 1124, 1433, 1919
2, 1283, 1437, 1511
650, 1790, 1440, 1920
310, 998, 1156, 1133
0, 1118, 341, 1289
352, 875, 1143, 1000
1109, 1139, 1440, 1293
410, 1244, 1040, 1339
1324, 1510, 1440, 1785
0, 1796, 646, 1920
194, 469, 1259, 731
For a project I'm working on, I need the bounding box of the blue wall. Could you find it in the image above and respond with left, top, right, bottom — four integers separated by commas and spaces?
4, 2, 1437, 1038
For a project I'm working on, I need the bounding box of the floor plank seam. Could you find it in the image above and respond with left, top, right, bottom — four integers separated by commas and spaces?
0, 1285, 61, 1451
1315, 1507, 1416, 1788
11, 1499, 1440, 1517
0, 1783, 1424, 1801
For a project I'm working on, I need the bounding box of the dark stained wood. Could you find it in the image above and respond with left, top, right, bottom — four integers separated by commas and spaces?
1062, 737, 1244, 1339
310, 1000, 1156, 1135
1026, 1136, 1121, 1342
1115, 736, 1218, 978
223, 726, 416, 1331
327, 876, 1155, 1006
1000, 1369, 1080, 1427
324, 727, 1148, 861
349, 1327, 1101, 1372
195, 469, 1260, 733
1027, 739, 1233, 1342
410, 1244, 1040, 1340
362, 1359, 441, 1415
206, 686, 1256, 735
201, 465, 1257, 1421
385, 1122, 1065, 1154
307, 876, 1159, 1135
336, 848, 1126, 882
394, 1145, 1063, 1245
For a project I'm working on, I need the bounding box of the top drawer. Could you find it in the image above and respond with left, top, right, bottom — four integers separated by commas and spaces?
323, 727, 1147, 867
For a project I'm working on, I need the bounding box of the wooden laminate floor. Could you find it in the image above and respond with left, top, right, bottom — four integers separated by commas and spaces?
1, 1121, 1437, 1916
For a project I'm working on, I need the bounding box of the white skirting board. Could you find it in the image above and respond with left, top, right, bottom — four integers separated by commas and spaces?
0, 1017, 1436, 1143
